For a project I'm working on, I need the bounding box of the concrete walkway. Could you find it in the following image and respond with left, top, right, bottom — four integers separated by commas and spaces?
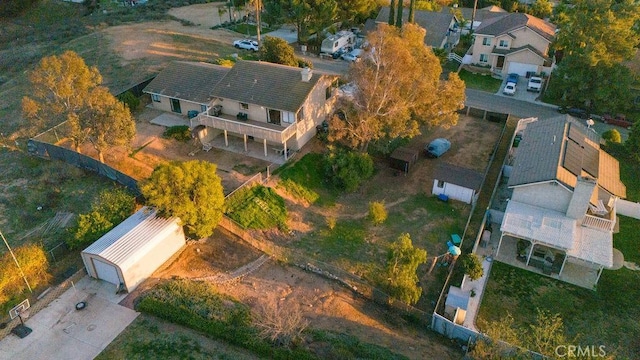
0, 276, 138, 360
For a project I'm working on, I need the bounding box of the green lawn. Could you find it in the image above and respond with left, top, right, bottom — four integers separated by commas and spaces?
275, 153, 337, 206
225, 185, 287, 230
478, 159, 640, 359
228, 23, 276, 37
458, 69, 502, 93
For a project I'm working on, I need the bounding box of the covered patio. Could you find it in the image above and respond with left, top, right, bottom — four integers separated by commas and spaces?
494, 200, 612, 289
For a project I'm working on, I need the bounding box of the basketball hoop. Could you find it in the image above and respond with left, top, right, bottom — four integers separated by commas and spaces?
8, 299, 32, 338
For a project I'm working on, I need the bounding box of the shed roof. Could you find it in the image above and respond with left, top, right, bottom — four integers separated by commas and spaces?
142, 61, 229, 104
210, 60, 326, 113
82, 207, 181, 266
375, 7, 456, 48
445, 286, 470, 310
390, 146, 419, 163
434, 163, 484, 191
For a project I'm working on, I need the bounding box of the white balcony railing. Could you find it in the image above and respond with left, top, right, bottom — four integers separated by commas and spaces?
582, 214, 615, 232
192, 112, 297, 144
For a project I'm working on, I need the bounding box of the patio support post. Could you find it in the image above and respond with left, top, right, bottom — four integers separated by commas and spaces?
558, 253, 568, 278
525, 242, 535, 266
243, 134, 248, 152
595, 266, 604, 285
224, 130, 228, 147
263, 139, 267, 157
283, 142, 288, 161
496, 232, 504, 258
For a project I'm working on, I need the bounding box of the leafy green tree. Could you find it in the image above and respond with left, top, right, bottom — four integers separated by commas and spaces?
470, 313, 523, 359
384, 233, 427, 305
460, 253, 484, 280
0, 0, 39, 17
117, 91, 141, 112
22, 51, 102, 140
0, 244, 51, 303
528, 0, 552, 19
22, 51, 136, 161
259, 36, 299, 67
554, 0, 640, 67
263, 0, 337, 42
68, 188, 136, 249
325, 148, 374, 192
337, 0, 377, 24
85, 87, 136, 163
389, 0, 396, 25
141, 160, 225, 239
329, 23, 465, 151
602, 129, 622, 144
626, 121, 640, 162
368, 201, 387, 225
396, 0, 404, 28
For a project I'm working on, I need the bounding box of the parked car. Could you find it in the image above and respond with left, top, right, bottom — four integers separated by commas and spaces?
558, 106, 589, 119
506, 73, 520, 84
503, 82, 517, 96
341, 49, 362, 62
425, 138, 451, 158
332, 48, 346, 59
527, 76, 543, 92
602, 113, 633, 129
233, 39, 259, 51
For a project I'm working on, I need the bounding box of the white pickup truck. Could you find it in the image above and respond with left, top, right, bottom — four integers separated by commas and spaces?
527, 76, 543, 92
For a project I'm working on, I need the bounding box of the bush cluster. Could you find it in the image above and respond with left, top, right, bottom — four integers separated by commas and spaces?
163, 125, 191, 142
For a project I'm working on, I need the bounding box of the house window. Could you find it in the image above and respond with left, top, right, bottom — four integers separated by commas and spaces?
499, 39, 508, 48
170, 98, 181, 113
482, 37, 491, 46
437, 180, 445, 188
151, 94, 160, 102
240, 102, 249, 110
267, 109, 281, 125
282, 111, 295, 124
479, 54, 488, 63
201, 104, 207, 113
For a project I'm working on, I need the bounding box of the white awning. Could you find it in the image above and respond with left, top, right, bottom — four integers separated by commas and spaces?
501, 200, 575, 250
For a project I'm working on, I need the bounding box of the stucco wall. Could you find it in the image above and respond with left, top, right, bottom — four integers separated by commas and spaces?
150, 96, 205, 116
511, 182, 572, 213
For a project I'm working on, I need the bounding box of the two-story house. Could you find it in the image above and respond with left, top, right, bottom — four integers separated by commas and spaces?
144, 60, 338, 161
495, 116, 626, 289
469, 12, 556, 77
373, 7, 460, 48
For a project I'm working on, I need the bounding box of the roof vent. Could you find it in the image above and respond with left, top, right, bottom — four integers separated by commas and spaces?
301, 67, 312, 82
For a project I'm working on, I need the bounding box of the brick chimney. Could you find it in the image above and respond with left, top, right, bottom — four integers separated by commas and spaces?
301, 67, 312, 82
566, 176, 597, 221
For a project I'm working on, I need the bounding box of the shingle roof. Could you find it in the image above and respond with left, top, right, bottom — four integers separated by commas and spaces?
475, 12, 555, 42
434, 163, 484, 191
441, 5, 506, 22
491, 44, 547, 60
508, 116, 626, 198
143, 61, 230, 104
375, 7, 456, 47
210, 60, 324, 113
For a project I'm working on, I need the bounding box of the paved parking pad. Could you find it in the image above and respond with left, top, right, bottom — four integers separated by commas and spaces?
0, 276, 138, 360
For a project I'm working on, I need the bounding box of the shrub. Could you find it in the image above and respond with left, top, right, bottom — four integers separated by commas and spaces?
67, 188, 136, 249
326, 217, 336, 230
0, 244, 51, 304
117, 91, 141, 112
163, 125, 191, 142
368, 201, 387, 225
460, 253, 484, 281
602, 129, 622, 144
325, 148, 374, 192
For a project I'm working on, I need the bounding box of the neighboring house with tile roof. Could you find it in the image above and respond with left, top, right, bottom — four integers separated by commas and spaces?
144, 60, 338, 159
496, 116, 626, 288
374, 7, 460, 48
469, 11, 556, 77
432, 162, 484, 205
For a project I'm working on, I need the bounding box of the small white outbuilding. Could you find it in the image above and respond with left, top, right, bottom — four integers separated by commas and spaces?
81, 207, 185, 292
432, 162, 484, 205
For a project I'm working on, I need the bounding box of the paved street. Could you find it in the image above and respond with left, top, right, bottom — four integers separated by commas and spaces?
465, 88, 560, 119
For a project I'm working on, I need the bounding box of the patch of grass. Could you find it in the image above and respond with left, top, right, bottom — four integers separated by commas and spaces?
232, 163, 265, 176
458, 69, 502, 93
309, 330, 409, 360
228, 23, 276, 36
275, 153, 337, 205
225, 185, 287, 230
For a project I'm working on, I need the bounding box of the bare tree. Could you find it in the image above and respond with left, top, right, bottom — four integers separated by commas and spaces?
253, 298, 309, 347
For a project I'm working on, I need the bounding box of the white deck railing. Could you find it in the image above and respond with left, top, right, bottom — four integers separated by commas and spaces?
582, 214, 615, 232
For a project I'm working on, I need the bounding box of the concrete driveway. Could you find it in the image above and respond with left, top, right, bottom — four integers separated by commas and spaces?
0, 276, 138, 360
497, 77, 541, 103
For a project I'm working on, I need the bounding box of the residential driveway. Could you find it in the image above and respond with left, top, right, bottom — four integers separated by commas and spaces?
264, 25, 298, 44
0, 276, 138, 360
496, 77, 542, 103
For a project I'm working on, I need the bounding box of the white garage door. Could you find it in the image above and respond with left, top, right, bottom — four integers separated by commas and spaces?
92, 258, 121, 285
507, 62, 538, 76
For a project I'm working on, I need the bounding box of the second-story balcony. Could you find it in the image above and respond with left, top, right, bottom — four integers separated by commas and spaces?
191, 107, 297, 145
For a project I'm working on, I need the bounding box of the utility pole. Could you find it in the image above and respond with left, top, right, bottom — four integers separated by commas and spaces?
1, 229, 32, 293
470, 0, 479, 33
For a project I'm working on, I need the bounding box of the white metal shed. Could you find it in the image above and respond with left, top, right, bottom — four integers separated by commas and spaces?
81, 207, 185, 292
